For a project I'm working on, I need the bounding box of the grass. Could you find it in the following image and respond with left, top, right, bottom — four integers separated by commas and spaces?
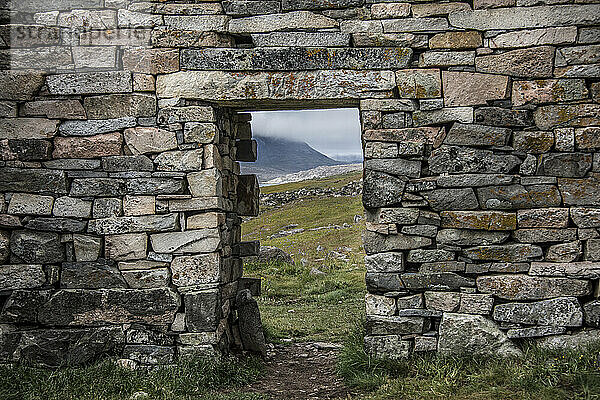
242, 183, 367, 342
0, 356, 266, 400
339, 320, 600, 400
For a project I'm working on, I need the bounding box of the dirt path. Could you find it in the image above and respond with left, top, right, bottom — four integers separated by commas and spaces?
243, 342, 352, 400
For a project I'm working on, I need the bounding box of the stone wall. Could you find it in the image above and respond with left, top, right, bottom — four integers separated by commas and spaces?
0, 0, 599, 365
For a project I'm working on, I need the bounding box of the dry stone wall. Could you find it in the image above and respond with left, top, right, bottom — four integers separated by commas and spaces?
0, 0, 599, 365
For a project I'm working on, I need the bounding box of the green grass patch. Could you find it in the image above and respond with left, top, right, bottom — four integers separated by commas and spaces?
0, 356, 266, 400
260, 171, 362, 195
339, 320, 600, 400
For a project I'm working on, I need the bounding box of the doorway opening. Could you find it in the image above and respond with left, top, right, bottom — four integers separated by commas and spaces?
239, 108, 366, 345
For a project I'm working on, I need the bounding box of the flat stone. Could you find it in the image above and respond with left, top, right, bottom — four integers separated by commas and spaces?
444, 123, 511, 147
185, 290, 220, 332
0, 289, 52, 324
537, 330, 600, 350
512, 79, 588, 107
188, 169, 223, 198
437, 229, 510, 246
363, 127, 445, 145
122, 269, 169, 289
73, 234, 102, 262
529, 262, 600, 279
122, 196, 155, 217
538, 153, 592, 178
476, 46, 554, 78
182, 47, 412, 70
477, 184, 562, 210
353, 33, 428, 48
92, 198, 122, 219
363, 231, 432, 254
419, 51, 475, 67
367, 315, 428, 335
102, 156, 153, 172
46, 72, 132, 95
438, 313, 521, 357
61, 260, 127, 289
490, 26, 577, 48
0, 264, 46, 291
236, 290, 267, 356
464, 244, 543, 263
429, 31, 481, 49
0, 168, 67, 195
158, 107, 215, 124
70, 179, 126, 197
25, 217, 86, 233
514, 228, 577, 243
571, 208, 600, 228
363, 170, 406, 209
122, 48, 179, 75
171, 253, 221, 286
512, 131, 554, 154
425, 291, 461, 312
53, 197, 92, 218
0, 231, 9, 263
559, 178, 600, 206
53, 132, 123, 159
154, 150, 204, 172
517, 208, 569, 228
84, 94, 156, 120
365, 159, 421, 178
366, 273, 404, 292
449, 5, 600, 30
365, 293, 396, 316
39, 288, 180, 326
184, 123, 218, 144
477, 274, 591, 300
547, 241, 582, 263
459, 294, 494, 315
412, 107, 474, 127
408, 249, 454, 263
156, 70, 396, 101
58, 117, 136, 136
229, 11, 337, 33
441, 211, 516, 231
126, 178, 184, 196
437, 174, 516, 188
22, 100, 86, 120
124, 127, 178, 155
423, 188, 479, 212
0, 118, 58, 140
576, 127, 600, 151
401, 272, 475, 291
494, 297, 583, 327
383, 17, 449, 32
88, 214, 178, 235
2, 139, 53, 162
586, 240, 600, 262
364, 335, 411, 359
395, 69, 441, 99
534, 104, 600, 130
443, 72, 509, 107
583, 301, 600, 327
150, 229, 221, 254
475, 107, 533, 127
222, 0, 280, 16
365, 252, 404, 273
7, 193, 54, 216
507, 326, 567, 339
10, 230, 64, 264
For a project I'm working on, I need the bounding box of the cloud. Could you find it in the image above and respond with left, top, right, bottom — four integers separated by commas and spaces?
250, 108, 362, 158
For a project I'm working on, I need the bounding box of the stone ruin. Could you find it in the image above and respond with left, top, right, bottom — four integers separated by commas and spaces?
0, 0, 599, 367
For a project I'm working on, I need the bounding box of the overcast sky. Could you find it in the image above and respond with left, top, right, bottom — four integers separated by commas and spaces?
250, 108, 362, 160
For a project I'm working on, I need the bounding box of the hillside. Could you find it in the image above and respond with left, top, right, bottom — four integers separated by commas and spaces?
240, 135, 343, 182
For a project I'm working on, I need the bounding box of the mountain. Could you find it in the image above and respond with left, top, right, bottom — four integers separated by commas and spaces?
240, 135, 343, 183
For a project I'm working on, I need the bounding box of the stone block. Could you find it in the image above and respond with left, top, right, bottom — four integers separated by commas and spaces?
586, 240, 600, 262
46, 72, 132, 95
102, 156, 153, 172
166, 15, 230, 31
512, 79, 588, 107
463, 244, 543, 263
1, 139, 53, 162
122, 48, 179, 75
517, 208, 569, 228
571, 208, 600, 229
70, 179, 126, 198
443, 72, 509, 107
123, 345, 174, 365
438, 313, 521, 357
365, 293, 396, 316
0, 290, 52, 324
476, 46, 554, 78
475, 107, 533, 127
158, 107, 215, 124
529, 262, 600, 279
185, 290, 220, 332
154, 150, 204, 172
559, 178, 600, 206
422, 188, 479, 211
395, 69, 441, 99
188, 169, 222, 198
366, 273, 404, 292
53, 132, 123, 159
459, 294, 494, 315
39, 288, 180, 326
512, 131, 554, 154
419, 51, 475, 67
583, 301, 600, 327
353, 33, 428, 48
437, 174, 516, 188
0, 231, 9, 263
229, 11, 336, 33
53, 197, 92, 218
493, 297, 583, 327
367, 315, 428, 335
408, 249, 454, 263
538, 153, 592, 178
84, 94, 156, 120
22, 100, 86, 120
477, 184, 562, 210
236, 140, 257, 162
0, 264, 46, 291
124, 127, 178, 155
444, 123, 511, 147
576, 127, 600, 151
7, 193, 53, 216
490, 26, 577, 48
514, 228, 577, 243
92, 198, 122, 219
363, 127, 445, 145
383, 17, 448, 32
363, 170, 406, 209
223, 1, 281, 16
425, 291, 461, 312
171, 253, 221, 286
105, 234, 147, 261
73, 235, 102, 262
59, 118, 136, 136
441, 211, 516, 231
534, 104, 600, 130
89, 214, 177, 235
413, 107, 473, 126
0, 118, 58, 140
547, 241, 582, 263
10, 230, 64, 264
365, 252, 404, 273
477, 274, 591, 300
122, 269, 170, 289
182, 47, 412, 71
150, 229, 221, 254
253, 32, 349, 47
0, 71, 45, 101
429, 31, 481, 49
61, 260, 127, 289
365, 159, 421, 178
401, 272, 475, 291
126, 178, 184, 196
364, 335, 411, 359
437, 229, 510, 246
507, 326, 566, 339
184, 123, 218, 144
122, 196, 155, 217
156, 70, 396, 101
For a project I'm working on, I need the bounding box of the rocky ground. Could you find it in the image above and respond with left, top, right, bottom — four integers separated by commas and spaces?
263, 164, 362, 186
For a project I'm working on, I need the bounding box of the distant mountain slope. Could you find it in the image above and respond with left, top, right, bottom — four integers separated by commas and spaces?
240, 135, 343, 182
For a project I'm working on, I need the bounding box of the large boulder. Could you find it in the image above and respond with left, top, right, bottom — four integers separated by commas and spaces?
236, 289, 267, 357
